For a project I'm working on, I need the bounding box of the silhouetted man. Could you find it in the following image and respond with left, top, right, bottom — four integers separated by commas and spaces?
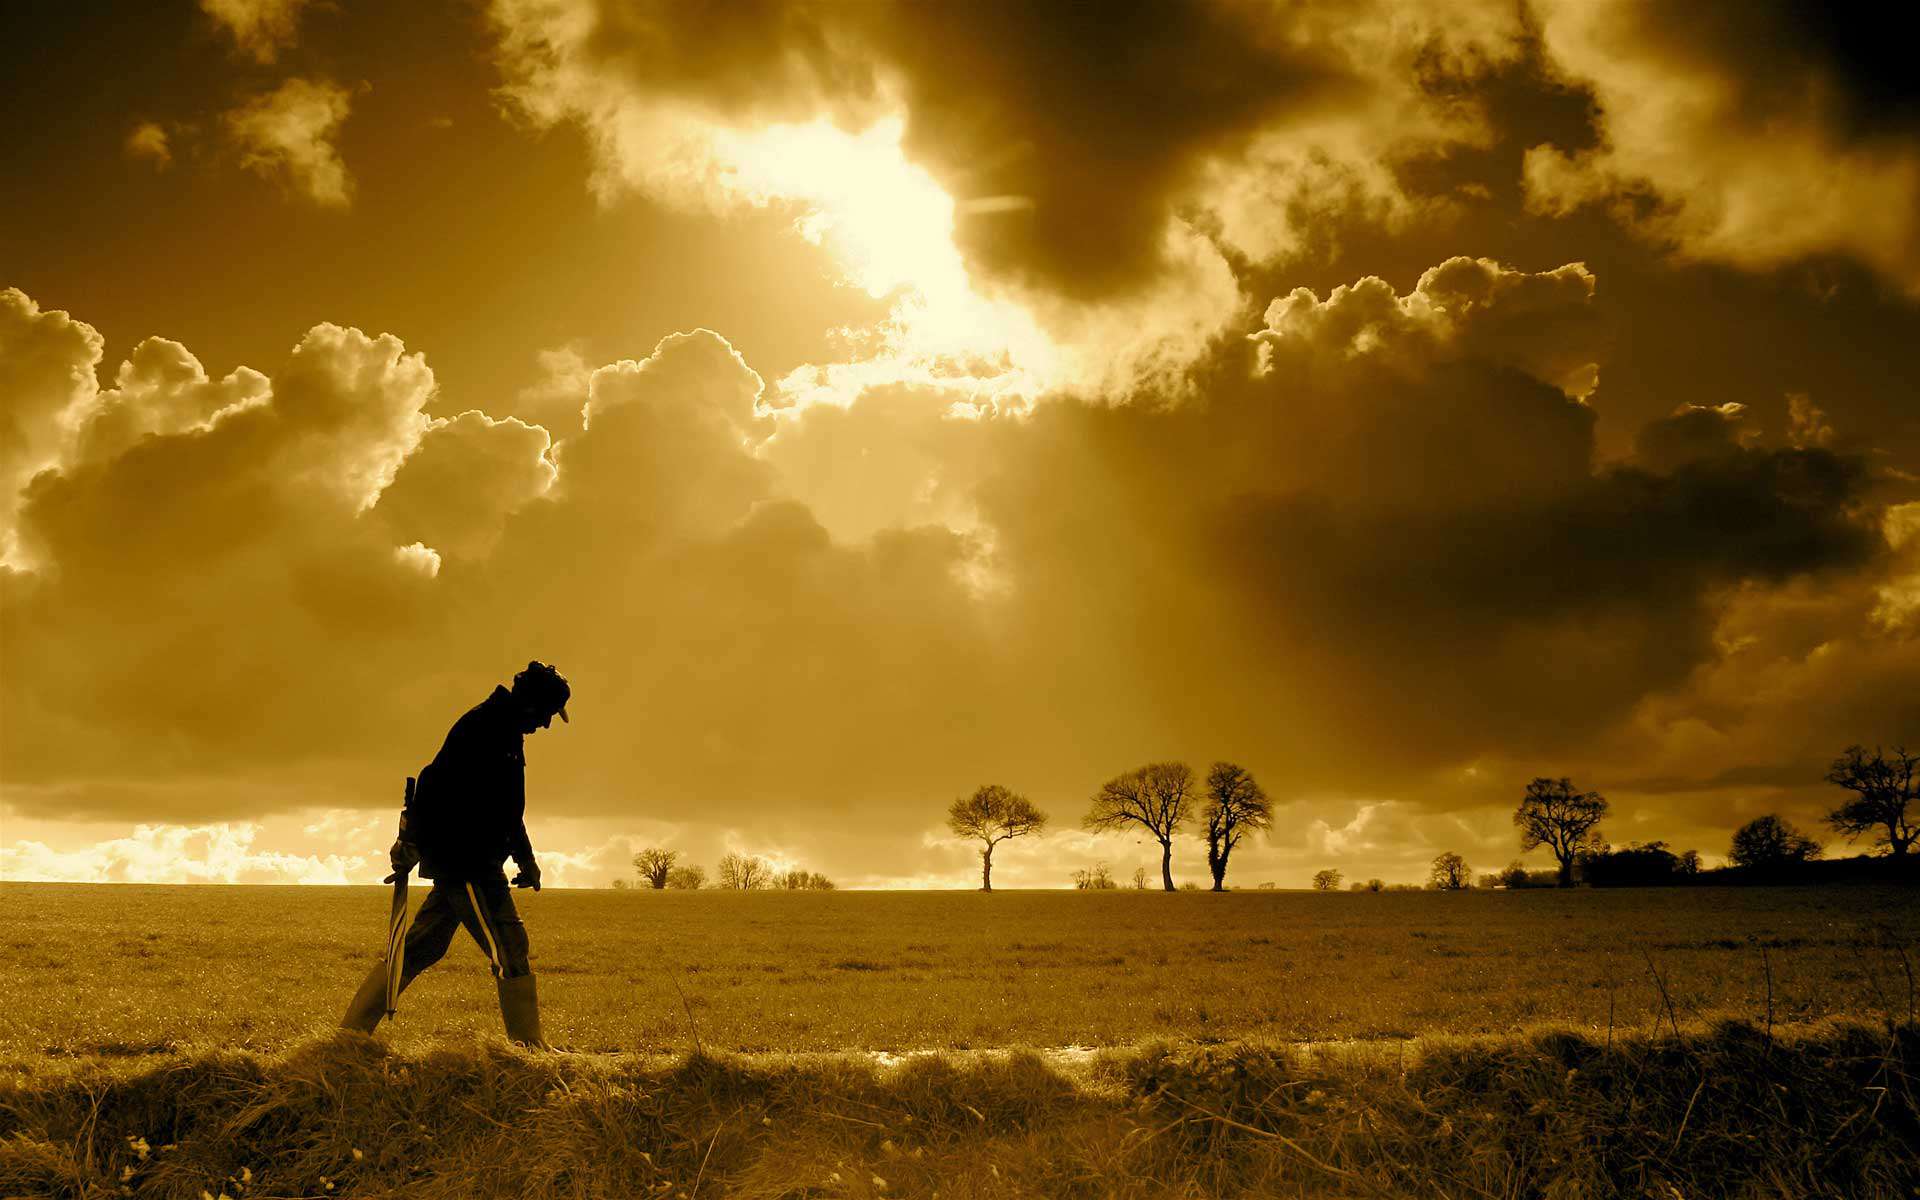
341, 661, 571, 1046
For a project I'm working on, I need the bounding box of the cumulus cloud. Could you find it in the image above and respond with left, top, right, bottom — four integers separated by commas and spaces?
201, 0, 312, 63
3, 314, 439, 790
0, 262, 1902, 886
1525, 0, 1920, 291
374, 412, 556, 560
0, 288, 103, 564
224, 78, 357, 206
0, 822, 367, 884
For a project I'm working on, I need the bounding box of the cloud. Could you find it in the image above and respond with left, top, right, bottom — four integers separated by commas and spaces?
0, 822, 367, 884
1632, 402, 1754, 472
224, 78, 357, 206
124, 121, 172, 168
374, 412, 556, 560
201, 0, 312, 63
0, 288, 106, 565
4, 316, 439, 788
1525, 0, 1920, 291
0, 264, 1902, 888
483, 0, 1526, 401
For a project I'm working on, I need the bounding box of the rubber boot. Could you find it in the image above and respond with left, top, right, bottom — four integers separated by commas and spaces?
341, 961, 390, 1034
497, 973, 547, 1048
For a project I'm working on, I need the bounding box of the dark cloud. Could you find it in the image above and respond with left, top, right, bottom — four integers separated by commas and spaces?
960, 261, 1883, 778
488, 0, 1517, 301
865, 0, 1356, 298
1526, 0, 1920, 290
1644, 2, 1920, 143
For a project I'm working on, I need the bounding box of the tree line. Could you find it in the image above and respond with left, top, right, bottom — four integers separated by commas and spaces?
618, 847, 835, 891
1324, 744, 1914, 892
615, 743, 1909, 892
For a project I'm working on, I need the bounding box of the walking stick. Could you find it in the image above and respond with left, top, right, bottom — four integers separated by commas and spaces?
382, 776, 417, 1020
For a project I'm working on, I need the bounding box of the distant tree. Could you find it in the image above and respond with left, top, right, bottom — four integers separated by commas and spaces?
717, 852, 771, 890
1679, 849, 1703, 875
1072, 862, 1117, 890
1730, 815, 1824, 870
1581, 840, 1700, 887
1258, 881, 1278, 890
1824, 745, 1917, 857
1311, 868, 1343, 891
633, 847, 678, 890
1475, 872, 1503, 889
610, 878, 631, 891
1131, 866, 1150, 890
1429, 852, 1471, 891
666, 864, 706, 890
774, 868, 836, 890
1348, 881, 1368, 892
1514, 777, 1609, 886
947, 784, 1048, 892
1085, 762, 1196, 891
1363, 878, 1385, 893
1199, 762, 1271, 892
1497, 860, 1531, 889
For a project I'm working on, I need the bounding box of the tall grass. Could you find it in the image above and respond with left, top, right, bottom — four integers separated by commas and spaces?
4, 1020, 1915, 1198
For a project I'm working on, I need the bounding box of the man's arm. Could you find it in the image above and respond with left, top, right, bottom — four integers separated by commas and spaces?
385, 775, 423, 883
505, 753, 540, 890
508, 821, 539, 889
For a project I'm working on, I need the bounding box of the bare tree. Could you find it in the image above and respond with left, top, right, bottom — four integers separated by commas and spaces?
1131, 866, 1149, 889
1514, 777, 1609, 886
946, 784, 1048, 891
666, 864, 706, 890
1729, 815, 1823, 869
1311, 868, 1343, 891
1825, 745, 1917, 857
1429, 851, 1471, 891
633, 847, 678, 890
1072, 862, 1117, 889
1085, 762, 1195, 891
717, 852, 771, 890
1201, 762, 1271, 892
774, 868, 837, 890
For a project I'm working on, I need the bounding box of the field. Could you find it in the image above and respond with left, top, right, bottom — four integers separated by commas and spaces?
4, 883, 1917, 1197
5, 884, 1919, 1058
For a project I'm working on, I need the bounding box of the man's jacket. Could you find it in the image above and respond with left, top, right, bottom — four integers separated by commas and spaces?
402, 686, 534, 881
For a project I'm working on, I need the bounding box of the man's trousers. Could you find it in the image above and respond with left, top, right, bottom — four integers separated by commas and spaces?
397, 876, 533, 985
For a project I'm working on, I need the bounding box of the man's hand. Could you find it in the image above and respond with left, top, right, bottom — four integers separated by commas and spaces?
512, 858, 542, 891
384, 839, 420, 884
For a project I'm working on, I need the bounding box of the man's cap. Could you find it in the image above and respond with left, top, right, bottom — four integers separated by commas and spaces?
512, 660, 571, 723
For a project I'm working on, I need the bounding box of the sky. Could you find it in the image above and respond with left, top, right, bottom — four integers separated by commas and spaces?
3, 0, 1918, 889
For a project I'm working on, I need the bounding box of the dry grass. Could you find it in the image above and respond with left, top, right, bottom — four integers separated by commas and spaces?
1, 1021, 1915, 1199
4, 884, 1917, 1059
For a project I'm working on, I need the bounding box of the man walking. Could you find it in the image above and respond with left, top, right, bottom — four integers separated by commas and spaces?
341, 661, 571, 1047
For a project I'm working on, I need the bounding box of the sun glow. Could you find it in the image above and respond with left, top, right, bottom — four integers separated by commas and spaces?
706, 116, 1063, 400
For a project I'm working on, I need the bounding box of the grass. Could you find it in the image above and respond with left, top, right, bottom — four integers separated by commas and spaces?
2, 1021, 1915, 1198
5, 884, 1917, 1196
2, 884, 1916, 1059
